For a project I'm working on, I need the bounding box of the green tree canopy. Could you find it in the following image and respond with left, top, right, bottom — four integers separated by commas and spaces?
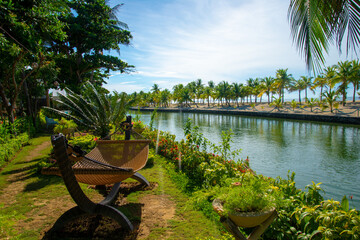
51, 0, 133, 92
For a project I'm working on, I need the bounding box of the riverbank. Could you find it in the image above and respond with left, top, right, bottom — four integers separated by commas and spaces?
131, 101, 360, 125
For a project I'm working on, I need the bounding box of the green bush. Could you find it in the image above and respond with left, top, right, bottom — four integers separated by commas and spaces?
68, 134, 97, 153
0, 133, 29, 168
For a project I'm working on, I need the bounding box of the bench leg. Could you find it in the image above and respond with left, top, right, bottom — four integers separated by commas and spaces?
130, 172, 150, 186
100, 182, 122, 205
52, 204, 134, 232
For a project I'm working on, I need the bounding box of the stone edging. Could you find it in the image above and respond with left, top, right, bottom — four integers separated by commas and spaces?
130, 107, 360, 125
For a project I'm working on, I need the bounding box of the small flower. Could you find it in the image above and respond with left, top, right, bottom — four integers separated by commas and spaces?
350, 195, 353, 200
232, 182, 241, 186
94, 137, 98, 141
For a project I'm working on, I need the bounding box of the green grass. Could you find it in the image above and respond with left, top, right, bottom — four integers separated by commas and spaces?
0, 136, 226, 239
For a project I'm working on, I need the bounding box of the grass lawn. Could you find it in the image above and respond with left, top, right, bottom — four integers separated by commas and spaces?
0, 135, 226, 239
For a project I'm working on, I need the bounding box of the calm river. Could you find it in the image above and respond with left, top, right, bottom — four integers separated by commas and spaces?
132, 110, 360, 209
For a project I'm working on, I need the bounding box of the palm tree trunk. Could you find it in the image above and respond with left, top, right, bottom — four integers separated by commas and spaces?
298, 90, 301, 104
353, 84, 357, 102
320, 87, 323, 101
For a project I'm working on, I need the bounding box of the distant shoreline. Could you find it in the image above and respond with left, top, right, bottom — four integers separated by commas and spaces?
130, 102, 360, 125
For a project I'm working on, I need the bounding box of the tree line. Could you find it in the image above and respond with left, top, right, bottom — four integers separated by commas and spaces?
130, 60, 360, 108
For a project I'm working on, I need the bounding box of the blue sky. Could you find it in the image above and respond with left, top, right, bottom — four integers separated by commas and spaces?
105, 0, 356, 98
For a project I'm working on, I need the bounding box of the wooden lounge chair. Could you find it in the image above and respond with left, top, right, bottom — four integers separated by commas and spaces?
44, 133, 151, 231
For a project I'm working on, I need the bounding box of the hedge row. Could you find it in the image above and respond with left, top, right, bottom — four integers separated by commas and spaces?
0, 133, 30, 169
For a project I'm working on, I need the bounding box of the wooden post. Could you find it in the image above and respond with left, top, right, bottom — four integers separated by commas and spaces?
125, 115, 132, 140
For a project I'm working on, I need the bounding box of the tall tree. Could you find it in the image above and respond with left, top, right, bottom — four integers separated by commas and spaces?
51, 0, 133, 92
334, 60, 356, 105
350, 60, 360, 102
322, 66, 337, 92
232, 83, 243, 107
195, 79, 204, 104
301, 76, 314, 100
274, 69, 293, 103
0, 0, 66, 123
288, 0, 360, 73
313, 74, 327, 101
259, 77, 274, 104
291, 78, 306, 104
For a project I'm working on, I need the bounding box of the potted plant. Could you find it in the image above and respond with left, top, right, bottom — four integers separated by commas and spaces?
213, 172, 282, 228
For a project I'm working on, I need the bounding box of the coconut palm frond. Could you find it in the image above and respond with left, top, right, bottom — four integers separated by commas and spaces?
289, 0, 360, 74
288, 0, 332, 73
344, 1, 360, 53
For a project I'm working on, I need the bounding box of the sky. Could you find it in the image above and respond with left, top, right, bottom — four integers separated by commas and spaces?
105, 0, 357, 98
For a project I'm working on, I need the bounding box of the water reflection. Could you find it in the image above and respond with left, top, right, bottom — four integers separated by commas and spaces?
132, 111, 360, 209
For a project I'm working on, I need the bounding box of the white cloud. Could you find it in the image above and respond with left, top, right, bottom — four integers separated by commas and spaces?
105, 0, 356, 93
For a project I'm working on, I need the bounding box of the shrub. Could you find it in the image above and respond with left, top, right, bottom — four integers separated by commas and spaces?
68, 134, 97, 153
0, 133, 29, 168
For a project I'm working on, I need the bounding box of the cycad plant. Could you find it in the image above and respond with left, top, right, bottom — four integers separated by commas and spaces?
43, 82, 128, 139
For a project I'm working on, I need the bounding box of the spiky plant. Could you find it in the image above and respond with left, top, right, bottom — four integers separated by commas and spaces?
43, 82, 128, 139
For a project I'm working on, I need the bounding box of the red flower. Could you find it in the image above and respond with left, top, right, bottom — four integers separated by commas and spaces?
94, 137, 98, 141
350, 195, 353, 200
196, 145, 199, 148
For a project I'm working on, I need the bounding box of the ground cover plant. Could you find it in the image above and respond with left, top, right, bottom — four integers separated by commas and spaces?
0, 117, 37, 169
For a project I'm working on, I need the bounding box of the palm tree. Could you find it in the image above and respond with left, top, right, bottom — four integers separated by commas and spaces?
253, 78, 261, 103
333, 60, 356, 106
274, 69, 293, 103
291, 78, 306, 104
43, 82, 128, 139
186, 81, 197, 106
232, 83, 243, 107
313, 74, 327, 101
350, 60, 360, 102
322, 66, 337, 92
207, 81, 215, 103
204, 86, 212, 107
195, 79, 204, 104
288, 0, 360, 73
159, 89, 171, 107
301, 76, 314, 101
246, 78, 255, 103
151, 83, 160, 94
181, 88, 192, 107
259, 77, 274, 104
323, 90, 339, 113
